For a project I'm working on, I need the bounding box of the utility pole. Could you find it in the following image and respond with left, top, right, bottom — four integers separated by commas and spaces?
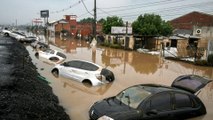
93, 0, 97, 39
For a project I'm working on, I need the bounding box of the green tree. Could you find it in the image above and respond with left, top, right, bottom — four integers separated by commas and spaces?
102, 16, 124, 34
79, 17, 94, 23
132, 14, 173, 36
98, 18, 106, 24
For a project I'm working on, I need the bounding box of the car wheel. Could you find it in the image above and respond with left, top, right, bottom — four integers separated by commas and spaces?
35, 53, 39, 58
52, 69, 59, 78
4, 33, 9, 37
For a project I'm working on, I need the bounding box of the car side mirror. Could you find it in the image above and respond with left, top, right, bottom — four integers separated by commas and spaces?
146, 109, 158, 116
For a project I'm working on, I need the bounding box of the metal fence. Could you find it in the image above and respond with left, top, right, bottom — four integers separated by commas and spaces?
207, 40, 213, 56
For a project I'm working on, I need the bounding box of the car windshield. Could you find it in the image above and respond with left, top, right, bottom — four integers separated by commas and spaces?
44, 49, 55, 54
115, 86, 152, 109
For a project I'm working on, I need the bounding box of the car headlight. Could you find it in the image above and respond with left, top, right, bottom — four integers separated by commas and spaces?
98, 115, 114, 120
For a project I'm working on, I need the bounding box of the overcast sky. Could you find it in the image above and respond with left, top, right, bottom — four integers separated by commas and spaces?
0, 0, 212, 25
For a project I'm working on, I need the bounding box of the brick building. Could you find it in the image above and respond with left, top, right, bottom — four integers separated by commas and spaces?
170, 11, 213, 30
48, 15, 102, 39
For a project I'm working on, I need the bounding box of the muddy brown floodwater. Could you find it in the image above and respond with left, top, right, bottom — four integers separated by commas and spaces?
26, 37, 213, 120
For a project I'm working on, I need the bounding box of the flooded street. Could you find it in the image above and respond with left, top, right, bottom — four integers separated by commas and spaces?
26, 36, 213, 120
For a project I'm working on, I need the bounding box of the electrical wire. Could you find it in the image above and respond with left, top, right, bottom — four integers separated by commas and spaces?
96, 0, 213, 21
81, 0, 93, 16
50, 0, 85, 14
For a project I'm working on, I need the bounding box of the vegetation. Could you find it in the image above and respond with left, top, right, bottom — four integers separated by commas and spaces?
101, 41, 122, 49
79, 17, 94, 23
101, 16, 124, 34
132, 13, 173, 36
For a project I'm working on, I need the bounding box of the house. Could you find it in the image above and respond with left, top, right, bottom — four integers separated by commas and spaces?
170, 11, 213, 30
169, 11, 213, 59
48, 15, 103, 39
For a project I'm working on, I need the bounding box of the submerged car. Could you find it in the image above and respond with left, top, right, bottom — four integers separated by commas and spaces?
9, 31, 26, 41
51, 60, 115, 86
31, 41, 49, 50
35, 49, 66, 64
2, 28, 11, 37
89, 75, 212, 120
20, 36, 39, 43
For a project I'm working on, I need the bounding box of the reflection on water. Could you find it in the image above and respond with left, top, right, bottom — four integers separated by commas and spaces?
28, 35, 213, 120
55, 76, 113, 95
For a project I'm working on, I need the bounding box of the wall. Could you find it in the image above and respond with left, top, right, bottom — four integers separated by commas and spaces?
193, 26, 213, 40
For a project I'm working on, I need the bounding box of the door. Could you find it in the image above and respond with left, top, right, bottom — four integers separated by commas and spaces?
143, 92, 173, 119
61, 61, 83, 81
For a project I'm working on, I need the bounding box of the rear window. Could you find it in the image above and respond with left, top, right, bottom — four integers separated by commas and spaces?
174, 79, 202, 91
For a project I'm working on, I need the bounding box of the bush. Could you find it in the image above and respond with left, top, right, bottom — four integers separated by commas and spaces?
101, 42, 122, 49
207, 54, 213, 66
195, 60, 208, 66
110, 44, 122, 49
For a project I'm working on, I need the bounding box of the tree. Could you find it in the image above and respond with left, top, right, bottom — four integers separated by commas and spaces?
102, 16, 124, 34
132, 14, 173, 36
79, 17, 94, 23
98, 18, 106, 24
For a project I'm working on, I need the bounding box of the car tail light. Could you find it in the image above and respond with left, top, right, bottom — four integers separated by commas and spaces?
96, 74, 102, 81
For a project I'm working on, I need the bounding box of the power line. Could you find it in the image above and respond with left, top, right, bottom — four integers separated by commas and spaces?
50, 0, 85, 14
96, 1, 213, 21
81, 0, 93, 16
99, 0, 188, 13
100, 0, 186, 10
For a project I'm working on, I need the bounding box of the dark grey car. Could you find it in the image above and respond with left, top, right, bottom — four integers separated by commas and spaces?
89, 75, 212, 120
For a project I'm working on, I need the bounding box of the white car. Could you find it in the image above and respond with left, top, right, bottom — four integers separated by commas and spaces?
9, 31, 26, 41
22, 36, 39, 43
2, 29, 11, 37
51, 60, 115, 86
35, 49, 66, 64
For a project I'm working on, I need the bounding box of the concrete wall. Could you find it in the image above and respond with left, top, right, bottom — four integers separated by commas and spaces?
193, 26, 213, 40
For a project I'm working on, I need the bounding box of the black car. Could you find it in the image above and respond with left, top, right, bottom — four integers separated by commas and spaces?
89, 75, 212, 120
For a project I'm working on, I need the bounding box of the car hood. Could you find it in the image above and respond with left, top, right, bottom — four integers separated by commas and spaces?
90, 97, 139, 119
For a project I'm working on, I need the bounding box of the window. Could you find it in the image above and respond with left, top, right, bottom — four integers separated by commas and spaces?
81, 62, 99, 71
148, 93, 172, 111
175, 93, 192, 109
49, 50, 55, 54
67, 61, 82, 69
56, 52, 66, 58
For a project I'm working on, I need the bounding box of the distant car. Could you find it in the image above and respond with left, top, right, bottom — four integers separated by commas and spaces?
9, 31, 26, 41
20, 36, 39, 43
89, 75, 212, 120
2, 29, 11, 37
35, 49, 66, 64
31, 41, 49, 50
51, 60, 115, 86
